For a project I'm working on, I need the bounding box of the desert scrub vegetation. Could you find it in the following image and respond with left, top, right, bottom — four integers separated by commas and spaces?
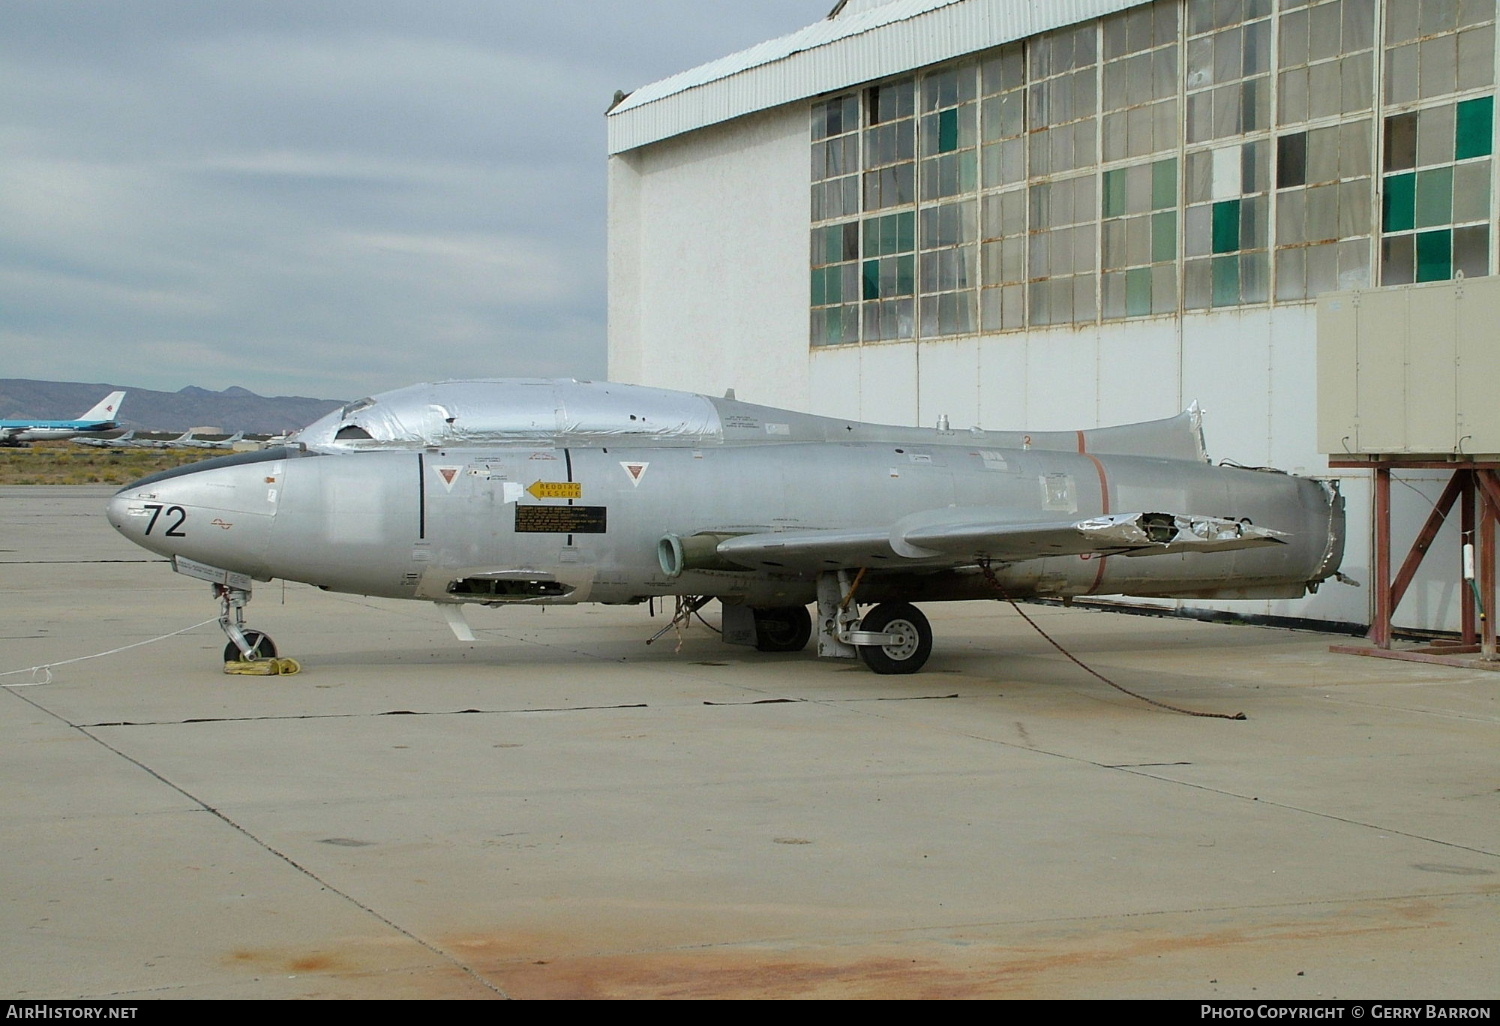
0, 444, 227, 485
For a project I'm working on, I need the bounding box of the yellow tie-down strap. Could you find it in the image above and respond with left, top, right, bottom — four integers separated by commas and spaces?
223, 657, 302, 676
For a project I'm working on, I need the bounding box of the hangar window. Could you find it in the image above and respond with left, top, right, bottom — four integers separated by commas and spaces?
1384, 0, 1496, 105
1273, 123, 1372, 298
1022, 21, 1099, 327
919, 200, 977, 334
1379, 0, 1495, 286
1027, 22, 1097, 179
1269, 0, 1378, 300
810, 93, 863, 346
807, 0, 1496, 348
979, 187, 1026, 331
1277, 0, 1375, 124
980, 44, 1026, 192
1380, 97, 1494, 283
810, 220, 860, 346
920, 67, 978, 200
1184, 0, 1272, 144
915, 66, 979, 336
1028, 172, 1098, 325
864, 80, 916, 210
977, 43, 1027, 333
811, 93, 859, 222
1102, 157, 1180, 316
1100, 0, 1180, 163
862, 210, 917, 340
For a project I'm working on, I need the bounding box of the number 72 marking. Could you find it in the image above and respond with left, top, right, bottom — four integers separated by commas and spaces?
142, 503, 188, 537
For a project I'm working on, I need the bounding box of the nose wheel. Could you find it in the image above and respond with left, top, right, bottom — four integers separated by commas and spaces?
223, 630, 276, 664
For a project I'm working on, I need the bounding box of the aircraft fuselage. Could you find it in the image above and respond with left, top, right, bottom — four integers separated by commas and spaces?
102, 380, 1345, 673
107, 440, 1339, 608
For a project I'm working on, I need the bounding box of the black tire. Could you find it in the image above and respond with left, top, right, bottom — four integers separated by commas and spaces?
225, 630, 276, 662
856, 602, 932, 675
752, 605, 813, 652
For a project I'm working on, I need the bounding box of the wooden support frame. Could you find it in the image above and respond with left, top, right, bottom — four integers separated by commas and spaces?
1329, 460, 1500, 669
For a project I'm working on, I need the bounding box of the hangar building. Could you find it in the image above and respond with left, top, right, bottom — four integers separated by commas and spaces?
607, 0, 1498, 631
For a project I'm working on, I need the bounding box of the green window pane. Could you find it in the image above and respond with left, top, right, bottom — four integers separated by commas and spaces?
958, 150, 978, 193
897, 255, 915, 295
825, 227, 842, 265
1414, 167, 1454, 229
1152, 211, 1177, 262
1126, 267, 1152, 317
1384, 172, 1415, 232
898, 211, 916, 252
863, 260, 881, 300
811, 267, 826, 306
1212, 255, 1240, 306
1456, 96, 1494, 160
1151, 158, 1177, 211
863, 219, 879, 257
882, 215, 899, 256
1103, 169, 1127, 218
1212, 200, 1241, 254
938, 108, 959, 153
1415, 229, 1452, 282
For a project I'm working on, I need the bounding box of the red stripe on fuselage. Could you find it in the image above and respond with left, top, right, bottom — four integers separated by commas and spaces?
1083, 452, 1111, 594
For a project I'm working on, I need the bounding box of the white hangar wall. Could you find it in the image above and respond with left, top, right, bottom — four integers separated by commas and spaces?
608, 0, 1500, 632
609, 105, 814, 410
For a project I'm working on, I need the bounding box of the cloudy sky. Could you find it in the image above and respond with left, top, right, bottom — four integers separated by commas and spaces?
1, 1, 833, 399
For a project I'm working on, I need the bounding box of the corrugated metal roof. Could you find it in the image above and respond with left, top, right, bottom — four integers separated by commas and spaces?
607, 0, 1147, 154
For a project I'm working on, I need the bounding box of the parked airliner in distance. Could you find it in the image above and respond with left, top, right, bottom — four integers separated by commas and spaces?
0, 391, 126, 445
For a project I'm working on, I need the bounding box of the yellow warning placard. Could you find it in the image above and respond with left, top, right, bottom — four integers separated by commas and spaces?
527, 480, 582, 500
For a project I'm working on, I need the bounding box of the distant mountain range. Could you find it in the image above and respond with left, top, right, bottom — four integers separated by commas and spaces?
0, 379, 347, 435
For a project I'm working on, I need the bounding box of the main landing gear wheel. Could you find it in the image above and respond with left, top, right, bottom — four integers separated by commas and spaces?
752, 605, 813, 652
857, 602, 932, 675
225, 630, 277, 663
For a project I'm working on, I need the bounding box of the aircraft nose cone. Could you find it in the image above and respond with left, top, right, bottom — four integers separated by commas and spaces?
105, 490, 134, 534
104, 451, 287, 577
106, 482, 193, 556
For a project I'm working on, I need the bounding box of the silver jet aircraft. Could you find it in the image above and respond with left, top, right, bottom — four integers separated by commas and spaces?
106, 379, 1344, 673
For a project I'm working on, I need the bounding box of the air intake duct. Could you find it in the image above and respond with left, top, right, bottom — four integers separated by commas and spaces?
657, 533, 747, 577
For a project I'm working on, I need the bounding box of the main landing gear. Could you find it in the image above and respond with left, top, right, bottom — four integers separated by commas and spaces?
853, 602, 932, 675
751, 605, 813, 652
815, 571, 935, 674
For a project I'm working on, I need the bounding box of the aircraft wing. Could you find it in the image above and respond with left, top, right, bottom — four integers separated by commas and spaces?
711, 510, 1285, 574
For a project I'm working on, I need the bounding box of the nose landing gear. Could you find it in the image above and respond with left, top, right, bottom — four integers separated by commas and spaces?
214, 582, 298, 675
